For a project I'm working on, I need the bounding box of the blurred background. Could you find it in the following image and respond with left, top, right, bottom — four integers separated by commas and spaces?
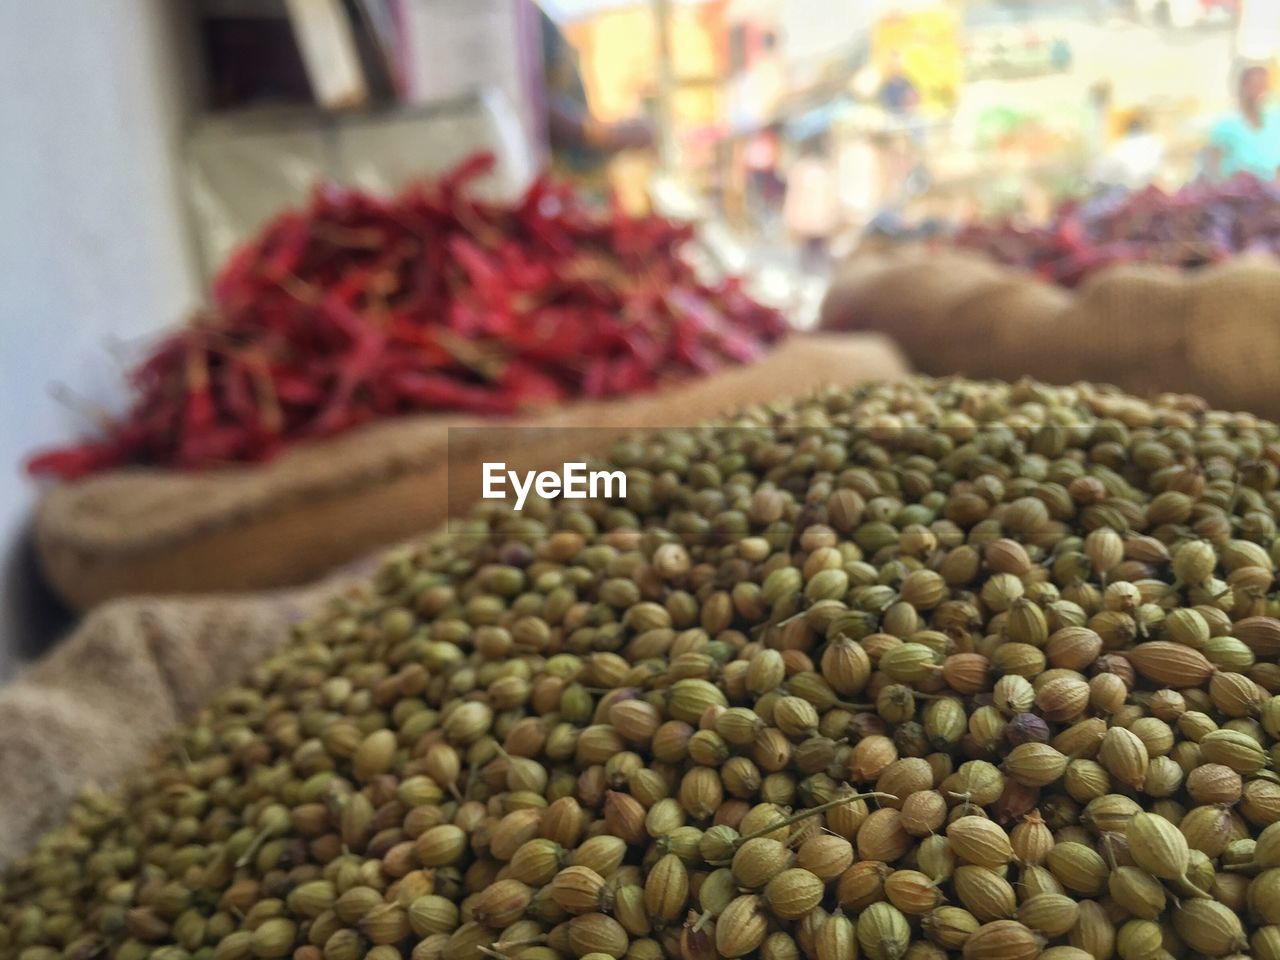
1, 0, 1276, 673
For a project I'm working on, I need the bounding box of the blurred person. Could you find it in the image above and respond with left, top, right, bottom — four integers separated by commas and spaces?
879, 52, 920, 119
745, 124, 784, 231
784, 137, 838, 274
1205, 63, 1280, 180
743, 32, 787, 127
1050, 37, 1072, 73
537, 5, 654, 179
836, 123, 889, 242
878, 51, 929, 201
1090, 115, 1165, 190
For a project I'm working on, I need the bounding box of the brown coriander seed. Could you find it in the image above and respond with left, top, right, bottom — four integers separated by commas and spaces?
19, 378, 1280, 960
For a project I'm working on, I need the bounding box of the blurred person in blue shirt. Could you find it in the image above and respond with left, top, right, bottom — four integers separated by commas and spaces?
1207, 64, 1280, 180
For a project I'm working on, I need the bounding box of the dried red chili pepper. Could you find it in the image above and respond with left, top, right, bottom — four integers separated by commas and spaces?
952, 172, 1280, 288
28, 153, 787, 479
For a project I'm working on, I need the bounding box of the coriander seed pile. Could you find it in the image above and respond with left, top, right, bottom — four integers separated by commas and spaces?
10, 376, 1280, 960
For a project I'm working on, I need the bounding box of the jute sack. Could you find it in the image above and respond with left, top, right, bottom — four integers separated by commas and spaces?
1046, 256, 1280, 414
1183, 255, 1280, 417
35, 335, 911, 611
821, 249, 1008, 357
1064, 264, 1193, 392
0, 570, 365, 866
930, 278, 1074, 380
820, 251, 1280, 417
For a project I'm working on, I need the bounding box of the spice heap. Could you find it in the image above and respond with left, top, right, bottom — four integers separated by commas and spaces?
13, 376, 1280, 960
955, 172, 1280, 287
27, 154, 786, 479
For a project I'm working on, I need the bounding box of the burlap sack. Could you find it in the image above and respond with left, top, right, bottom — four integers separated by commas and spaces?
820, 250, 1280, 418
818, 251, 897, 328
1183, 255, 1280, 417
822, 249, 1008, 358
930, 279, 1074, 380
35, 335, 911, 611
0, 573, 360, 865
1056, 264, 1191, 394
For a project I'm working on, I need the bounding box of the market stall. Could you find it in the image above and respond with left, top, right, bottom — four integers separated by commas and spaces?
11, 4, 1280, 960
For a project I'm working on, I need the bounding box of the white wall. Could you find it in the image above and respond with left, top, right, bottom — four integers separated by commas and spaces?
0, 1, 200, 672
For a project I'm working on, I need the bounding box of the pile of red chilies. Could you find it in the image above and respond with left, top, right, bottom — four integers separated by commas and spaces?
954, 172, 1280, 288
27, 154, 787, 479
